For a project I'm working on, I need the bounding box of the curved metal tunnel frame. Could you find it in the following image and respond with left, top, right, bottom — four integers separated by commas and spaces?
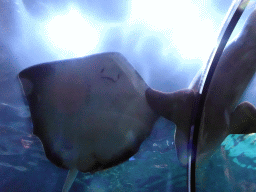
187, 0, 251, 191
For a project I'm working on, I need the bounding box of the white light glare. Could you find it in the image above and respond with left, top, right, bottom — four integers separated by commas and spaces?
129, 0, 218, 61
44, 8, 100, 57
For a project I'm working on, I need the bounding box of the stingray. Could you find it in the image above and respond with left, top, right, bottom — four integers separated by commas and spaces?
146, 9, 256, 168
18, 52, 159, 191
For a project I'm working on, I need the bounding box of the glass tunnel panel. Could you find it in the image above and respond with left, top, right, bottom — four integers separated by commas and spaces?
194, 1, 256, 191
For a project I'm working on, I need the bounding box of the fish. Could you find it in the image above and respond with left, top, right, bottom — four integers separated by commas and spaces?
18, 52, 159, 191
145, 9, 256, 168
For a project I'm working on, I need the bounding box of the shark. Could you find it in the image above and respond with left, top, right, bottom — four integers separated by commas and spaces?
146, 8, 256, 168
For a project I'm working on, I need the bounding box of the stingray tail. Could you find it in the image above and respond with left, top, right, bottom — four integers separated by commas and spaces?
62, 168, 79, 192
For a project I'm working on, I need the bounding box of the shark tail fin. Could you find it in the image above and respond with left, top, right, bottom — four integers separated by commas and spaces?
62, 168, 79, 192
145, 88, 198, 124
230, 101, 256, 134
174, 123, 192, 166
146, 88, 199, 166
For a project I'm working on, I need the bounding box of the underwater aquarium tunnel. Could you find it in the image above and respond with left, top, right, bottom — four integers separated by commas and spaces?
1, 0, 256, 191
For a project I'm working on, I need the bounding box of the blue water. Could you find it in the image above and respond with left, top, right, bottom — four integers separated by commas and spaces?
0, 103, 189, 191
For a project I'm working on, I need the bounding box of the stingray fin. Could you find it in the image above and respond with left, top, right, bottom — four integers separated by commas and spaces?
230, 101, 256, 134
62, 168, 79, 192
